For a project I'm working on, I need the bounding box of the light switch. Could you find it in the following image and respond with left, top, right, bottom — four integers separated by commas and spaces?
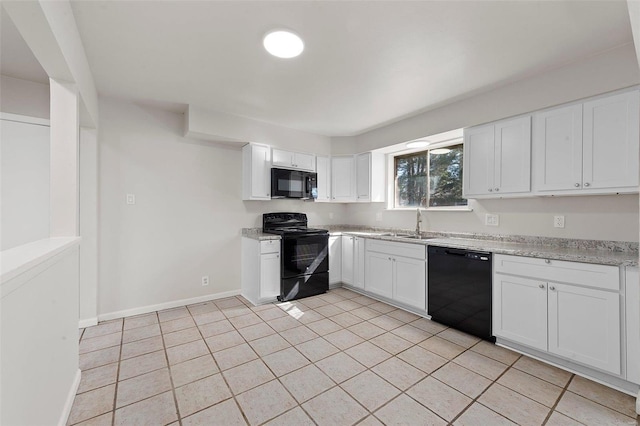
126, 194, 136, 205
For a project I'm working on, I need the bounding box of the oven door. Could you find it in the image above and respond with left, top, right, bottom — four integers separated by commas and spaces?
281, 234, 329, 279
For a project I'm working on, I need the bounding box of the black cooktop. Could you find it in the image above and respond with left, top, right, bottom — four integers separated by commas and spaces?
262, 213, 328, 236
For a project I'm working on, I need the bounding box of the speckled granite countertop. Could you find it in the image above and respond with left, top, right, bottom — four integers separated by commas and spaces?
242, 229, 281, 241
243, 227, 638, 267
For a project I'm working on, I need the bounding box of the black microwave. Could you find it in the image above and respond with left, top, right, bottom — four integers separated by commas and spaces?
271, 168, 318, 200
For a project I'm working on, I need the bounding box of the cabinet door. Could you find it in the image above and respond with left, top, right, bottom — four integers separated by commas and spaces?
365, 251, 393, 299
494, 116, 531, 194
328, 236, 342, 285
493, 274, 547, 351
533, 104, 583, 192
251, 144, 271, 199
354, 237, 366, 290
463, 124, 495, 197
341, 235, 354, 285
356, 153, 371, 202
583, 91, 640, 190
260, 252, 281, 299
548, 282, 621, 375
393, 256, 425, 310
316, 156, 331, 202
272, 149, 293, 168
293, 152, 316, 171
331, 156, 356, 202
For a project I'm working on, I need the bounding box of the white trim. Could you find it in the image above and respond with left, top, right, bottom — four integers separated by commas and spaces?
78, 317, 98, 329
98, 289, 242, 322
58, 369, 81, 426
1, 238, 82, 296
0, 112, 50, 126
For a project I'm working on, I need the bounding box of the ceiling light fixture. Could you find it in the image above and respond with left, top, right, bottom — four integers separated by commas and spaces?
430, 148, 452, 155
406, 140, 430, 149
263, 30, 304, 58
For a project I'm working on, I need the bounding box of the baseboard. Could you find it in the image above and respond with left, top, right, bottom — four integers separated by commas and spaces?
98, 290, 242, 322
78, 317, 98, 328
58, 369, 81, 426
329, 282, 343, 290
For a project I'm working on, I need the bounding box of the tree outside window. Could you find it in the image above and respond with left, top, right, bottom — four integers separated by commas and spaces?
394, 143, 466, 208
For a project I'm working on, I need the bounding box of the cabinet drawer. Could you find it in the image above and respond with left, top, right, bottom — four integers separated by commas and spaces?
367, 240, 426, 260
260, 239, 280, 254
494, 254, 619, 291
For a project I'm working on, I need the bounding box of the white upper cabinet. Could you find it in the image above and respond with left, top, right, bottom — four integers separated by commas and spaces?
242, 143, 271, 200
583, 91, 639, 191
533, 90, 639, 194
272, 148, 316, 172
331, 155, 356, 202
533, 104, 583, 192
356, 152, 385, 202
316, 156, 331, 202
463, 116, 531, 198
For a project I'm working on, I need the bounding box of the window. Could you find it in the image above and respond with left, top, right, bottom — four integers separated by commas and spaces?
394, 142, 466, 208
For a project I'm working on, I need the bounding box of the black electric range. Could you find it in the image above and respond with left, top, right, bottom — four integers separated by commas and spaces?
263, 213, 329, 301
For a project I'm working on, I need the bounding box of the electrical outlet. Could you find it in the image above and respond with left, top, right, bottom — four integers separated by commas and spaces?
485, 214, 499, 226
201, 276, 209, 286
376, 212, 383, 222
554, 215, 565, 228
126, 194, 136, 205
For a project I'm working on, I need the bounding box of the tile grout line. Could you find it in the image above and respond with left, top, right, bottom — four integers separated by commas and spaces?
541, 373, 577, 425
444, 343, 522, 425
156, 311, 184, 426
187, 299, 253, 425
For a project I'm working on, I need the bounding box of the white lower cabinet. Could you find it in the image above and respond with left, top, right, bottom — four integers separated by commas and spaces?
493, 254, 621, 375
493, 274, 548, 351
393, 256, 426, 310
355, 237, 366, 289
260, 252, 281, 300
548, 282, 620, 374
241, 238, 281, 305
365, 251, 394, 299
365, 240, 426, 311
341, 235, 355, 285
329, 235, 342, 285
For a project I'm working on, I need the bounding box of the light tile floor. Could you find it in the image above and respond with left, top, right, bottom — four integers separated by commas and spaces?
69, 288, 639, 425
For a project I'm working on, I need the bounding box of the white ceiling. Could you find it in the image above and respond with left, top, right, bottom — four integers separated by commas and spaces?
0, 9, 49, 85
9, 1, 636, 137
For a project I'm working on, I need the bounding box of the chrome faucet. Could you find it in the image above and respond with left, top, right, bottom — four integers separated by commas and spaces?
416, 208, 422, 236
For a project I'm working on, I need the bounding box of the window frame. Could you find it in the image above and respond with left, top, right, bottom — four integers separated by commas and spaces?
387, 138, 470, 211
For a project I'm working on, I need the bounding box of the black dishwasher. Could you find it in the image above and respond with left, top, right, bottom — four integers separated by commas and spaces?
427, 246, 494, 341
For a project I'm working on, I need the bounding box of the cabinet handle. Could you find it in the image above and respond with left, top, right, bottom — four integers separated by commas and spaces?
488, 188, 493, 192
550, 286, 556, 291
584, 182, 590, 187
495, 188, 500, 192
545, 259, 551, 264
276, 255, 279, 258
388, 257, 391, 261
574, 183, 580, 188
539, 284, 545, 289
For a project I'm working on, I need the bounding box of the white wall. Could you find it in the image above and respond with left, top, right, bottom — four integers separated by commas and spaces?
346, 43, 640, 153
0, 118, 50, 250
1, 246, 80, 426
98, 98, 346, 317
346, 196, 639, 242
79, 128, 98, 324
0, 75, 49, 119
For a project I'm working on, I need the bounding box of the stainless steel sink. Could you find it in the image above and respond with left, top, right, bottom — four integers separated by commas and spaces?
394, 234, 433, 240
